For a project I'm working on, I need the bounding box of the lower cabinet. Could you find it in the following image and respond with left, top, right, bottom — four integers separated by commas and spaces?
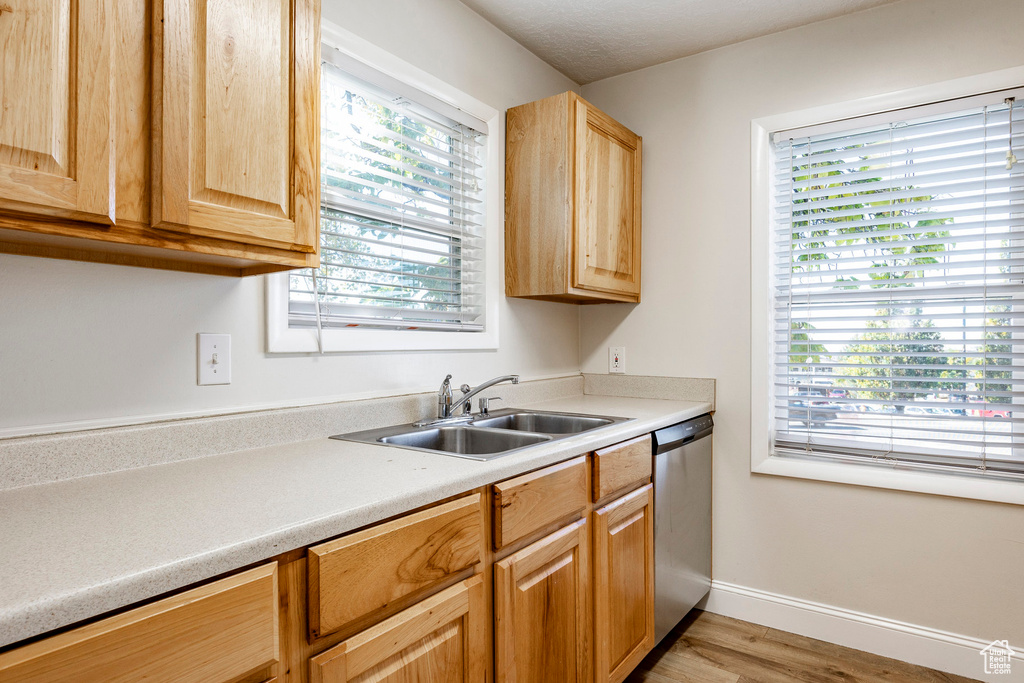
494, 518, 592, 683
309, 575, 487, 683
593, 484, 656, 683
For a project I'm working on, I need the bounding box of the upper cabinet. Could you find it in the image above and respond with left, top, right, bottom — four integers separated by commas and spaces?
151, 0, 319, 253
506, 91, 642, 304
0, 0, 116, 225
0, 0, 320, 275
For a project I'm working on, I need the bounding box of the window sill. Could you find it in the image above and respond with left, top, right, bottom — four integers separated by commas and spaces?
753, 454, 1024, 506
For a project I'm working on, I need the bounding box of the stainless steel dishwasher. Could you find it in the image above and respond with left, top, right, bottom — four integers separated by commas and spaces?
652, 413, 713, 642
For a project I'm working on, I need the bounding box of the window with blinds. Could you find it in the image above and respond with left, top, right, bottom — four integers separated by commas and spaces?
288, 58, 487, 332
770, 89, 1024, 479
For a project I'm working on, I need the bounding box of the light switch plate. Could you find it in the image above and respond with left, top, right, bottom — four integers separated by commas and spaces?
197, 333, 231, 385
609, 346, 625, 374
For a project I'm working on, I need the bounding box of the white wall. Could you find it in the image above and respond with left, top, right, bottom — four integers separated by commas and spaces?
0, 0, 580, 434
580, 0, 1024, 641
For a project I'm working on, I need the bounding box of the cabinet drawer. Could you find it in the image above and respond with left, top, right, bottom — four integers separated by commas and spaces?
308, 493, 483, 639
592, 434, 652, 501
492, 456, 588, 549
309, 575, 486, 683
0, 563, 279, 683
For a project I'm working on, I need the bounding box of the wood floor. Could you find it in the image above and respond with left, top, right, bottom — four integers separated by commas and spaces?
625, 610, 978, 683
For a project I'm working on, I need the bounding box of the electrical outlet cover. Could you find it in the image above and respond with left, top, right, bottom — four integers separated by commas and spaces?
609, 346, 625, 374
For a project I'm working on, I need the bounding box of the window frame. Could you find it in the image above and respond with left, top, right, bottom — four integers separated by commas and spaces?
267, 19, 501, 353
750, 65, 1024, 506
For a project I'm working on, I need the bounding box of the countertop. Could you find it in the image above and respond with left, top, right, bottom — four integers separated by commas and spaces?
0, 394, 712, 648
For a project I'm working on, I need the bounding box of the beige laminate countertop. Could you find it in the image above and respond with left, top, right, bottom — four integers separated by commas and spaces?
0, 395, 712, 648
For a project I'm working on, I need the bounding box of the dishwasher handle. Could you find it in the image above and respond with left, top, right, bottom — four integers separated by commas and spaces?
652, 414, 713, 454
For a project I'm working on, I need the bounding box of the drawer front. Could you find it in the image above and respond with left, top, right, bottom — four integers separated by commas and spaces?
309, 576, 486, 683
0, 563, 279, 683
308, 493, 483, 639
592, 434, 652, 501
492, 456, 588, 549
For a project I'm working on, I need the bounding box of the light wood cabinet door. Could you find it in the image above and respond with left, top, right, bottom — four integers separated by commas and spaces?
0, 0, 115, 224
573, 97, 642, 298
494, 518, 591, 683
152, 0, 319, 253
309, 575, 486, 683
593, 484, 655, 683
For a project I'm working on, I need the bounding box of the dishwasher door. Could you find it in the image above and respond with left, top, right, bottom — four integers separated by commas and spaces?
653, 415, 713, 643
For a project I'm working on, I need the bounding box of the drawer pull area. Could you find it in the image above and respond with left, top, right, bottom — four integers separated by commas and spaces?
0, 563, 279, 683
492, 456, 588, 549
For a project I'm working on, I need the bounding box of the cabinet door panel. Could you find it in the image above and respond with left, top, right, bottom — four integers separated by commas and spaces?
309, 576, 486, 683
153, 0, 318, 252
200, 0, 289, 213
573, 98, 641, 297
494, 518, 591, 683
0, 0, 114, 223
594, 484, 655, 683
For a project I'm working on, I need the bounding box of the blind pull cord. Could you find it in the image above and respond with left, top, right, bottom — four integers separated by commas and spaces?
1007, 98, 1018, 170
311, 267, 325, 355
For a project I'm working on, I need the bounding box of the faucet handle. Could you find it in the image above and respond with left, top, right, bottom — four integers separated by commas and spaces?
478, 396, 502, 415
458, 385, 473, 415
437, 374, 454, 419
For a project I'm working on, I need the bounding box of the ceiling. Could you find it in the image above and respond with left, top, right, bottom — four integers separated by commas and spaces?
459, 0, 902, 84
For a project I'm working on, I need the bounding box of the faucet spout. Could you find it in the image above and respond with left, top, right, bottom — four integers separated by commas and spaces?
438, 374, 519, 419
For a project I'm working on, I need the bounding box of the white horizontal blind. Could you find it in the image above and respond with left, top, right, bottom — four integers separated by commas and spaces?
289, 60, 487, 331
771, 92, 1024, 479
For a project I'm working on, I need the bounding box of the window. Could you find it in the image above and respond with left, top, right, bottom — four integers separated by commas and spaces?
765, 87, 1024, 484
267, 27, 499, 353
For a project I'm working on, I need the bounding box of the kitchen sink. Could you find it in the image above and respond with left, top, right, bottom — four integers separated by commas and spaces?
332, 408, 631, 461
470, 411, 614, 434
379, 427, 550, 455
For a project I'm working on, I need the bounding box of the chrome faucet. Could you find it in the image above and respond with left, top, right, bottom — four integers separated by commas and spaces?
436, 374, 519, 419
437, 374, 454, 419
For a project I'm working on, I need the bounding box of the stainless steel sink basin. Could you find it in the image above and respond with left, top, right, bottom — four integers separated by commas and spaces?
379, 427, 550, 456
470, 411, 614, 434
332, 408, 631, 461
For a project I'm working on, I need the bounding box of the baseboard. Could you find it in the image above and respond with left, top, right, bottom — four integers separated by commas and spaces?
702, 580, 1021, 681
